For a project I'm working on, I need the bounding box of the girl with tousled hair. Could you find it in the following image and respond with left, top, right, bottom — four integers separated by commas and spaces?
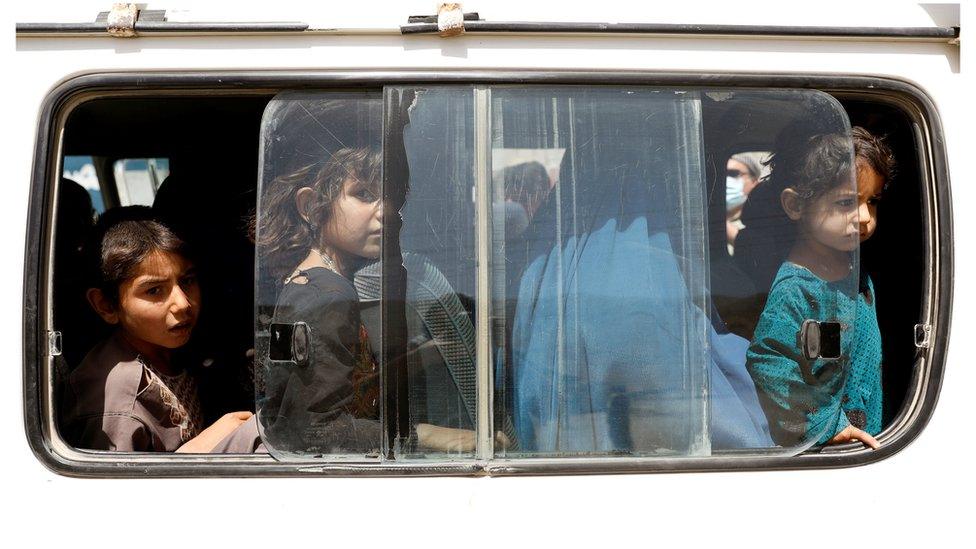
255, 137, 386, 455
745, 127, 895, 451
736, 127, 894, 292
258, 147, 382, 284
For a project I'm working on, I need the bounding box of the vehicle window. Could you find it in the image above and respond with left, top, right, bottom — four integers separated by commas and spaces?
254, 91, 385, 460
491, 87, 713, 457
255, 88, 483, 460
40, 76, 941, 475
254, 86, 859, 461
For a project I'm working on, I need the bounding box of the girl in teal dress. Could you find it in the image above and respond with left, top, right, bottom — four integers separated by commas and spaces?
746, 127, 895, 449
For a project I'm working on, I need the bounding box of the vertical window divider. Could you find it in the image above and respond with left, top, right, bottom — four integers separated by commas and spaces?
474, 86, 495, 461
383, 88, 414, 459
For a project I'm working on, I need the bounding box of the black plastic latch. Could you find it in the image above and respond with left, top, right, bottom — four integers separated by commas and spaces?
269, 322, 311, 367
800, 319, 841, 360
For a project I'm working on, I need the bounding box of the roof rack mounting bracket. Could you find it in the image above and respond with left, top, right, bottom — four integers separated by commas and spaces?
106, 3, 139, 38
437, 3, 466, 37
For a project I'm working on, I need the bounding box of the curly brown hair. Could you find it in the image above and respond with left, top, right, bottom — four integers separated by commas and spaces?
763, 126, 894, 207
764, 132, 854, 206
852, 126, 896, 191
256, 147, 381, 282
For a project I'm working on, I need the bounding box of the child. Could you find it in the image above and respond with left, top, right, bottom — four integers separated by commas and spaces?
257, 147, 384, 455
60, 207, 253, 452
746, 127, 894, 450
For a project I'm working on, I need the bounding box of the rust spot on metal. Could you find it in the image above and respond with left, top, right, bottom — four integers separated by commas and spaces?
437, 3, 465, 37
107, 3, 138, 38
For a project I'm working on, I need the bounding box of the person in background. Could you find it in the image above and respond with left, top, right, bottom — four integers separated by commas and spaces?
726, 153, 765, 254
505, 161, 552, 233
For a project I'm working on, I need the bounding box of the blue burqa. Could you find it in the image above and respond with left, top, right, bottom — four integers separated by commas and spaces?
509, 141, 772, 453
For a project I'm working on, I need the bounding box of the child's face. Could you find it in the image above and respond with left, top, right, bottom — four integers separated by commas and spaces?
116, 251, 200, 351
322, 176, 384, 260
857, 163, 885, 242
798, 183, 861, 253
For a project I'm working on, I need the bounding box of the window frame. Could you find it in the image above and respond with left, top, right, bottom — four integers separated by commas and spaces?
25, 70, 951, 477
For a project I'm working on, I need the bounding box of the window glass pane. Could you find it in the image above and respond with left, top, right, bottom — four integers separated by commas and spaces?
708, 90, 859, 453
493, 87, 858, 457
254, 86, 858, 462
254, 91, 385, 460
383, 86, 479, 458
255, 88, 480, 461
493, 87, 710, 457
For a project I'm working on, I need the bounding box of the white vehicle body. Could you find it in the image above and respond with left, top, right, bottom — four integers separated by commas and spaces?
6, 2, 971, 546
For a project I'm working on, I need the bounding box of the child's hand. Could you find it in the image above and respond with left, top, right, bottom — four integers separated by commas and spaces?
416, 423, 475, 452
211, 411, 253, 432
829, 425, 880, 449
176, 411, 254, 453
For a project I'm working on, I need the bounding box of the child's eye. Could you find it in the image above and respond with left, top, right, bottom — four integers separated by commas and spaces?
868, 196, 882, 206
145, 285, 162, 296
181, 275, 198, 288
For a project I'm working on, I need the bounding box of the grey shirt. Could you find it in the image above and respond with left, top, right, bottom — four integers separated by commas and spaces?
60, 332, 196, 452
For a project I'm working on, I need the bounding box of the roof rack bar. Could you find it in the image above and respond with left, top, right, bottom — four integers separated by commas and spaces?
16, 20, 958, 42
16, 21, 309, 35
400, 21, 960, 41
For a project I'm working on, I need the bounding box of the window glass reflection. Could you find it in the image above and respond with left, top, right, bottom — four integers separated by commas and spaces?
493, 88, 712, 456
382, 87, 480, 457
493, 88, 858, 457
255, 92, 384, 459
253, 87, 861, 462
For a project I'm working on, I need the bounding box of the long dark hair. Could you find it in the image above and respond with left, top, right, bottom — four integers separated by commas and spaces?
256, 147, 381, 282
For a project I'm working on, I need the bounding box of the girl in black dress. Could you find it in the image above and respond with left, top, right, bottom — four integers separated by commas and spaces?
257, 147, 384, 456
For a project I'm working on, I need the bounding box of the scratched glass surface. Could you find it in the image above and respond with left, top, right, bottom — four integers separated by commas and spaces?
490, 88, 710, 457
254, 91, 387, 460
391, 86, 480, 458
254, 88, 482, 460
252, 87, 858, 462
491, 88, 858, 457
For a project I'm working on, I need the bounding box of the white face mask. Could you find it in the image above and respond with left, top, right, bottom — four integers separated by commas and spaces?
726, 176, 747, 210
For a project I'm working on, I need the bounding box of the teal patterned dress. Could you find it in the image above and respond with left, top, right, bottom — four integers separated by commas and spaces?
746, 262, 882, 447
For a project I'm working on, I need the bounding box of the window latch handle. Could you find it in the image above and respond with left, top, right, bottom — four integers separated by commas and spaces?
48, 330, 63, 357
268, 322, 311, 367
914, 323, 932, 349
800, 319, 842, 360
